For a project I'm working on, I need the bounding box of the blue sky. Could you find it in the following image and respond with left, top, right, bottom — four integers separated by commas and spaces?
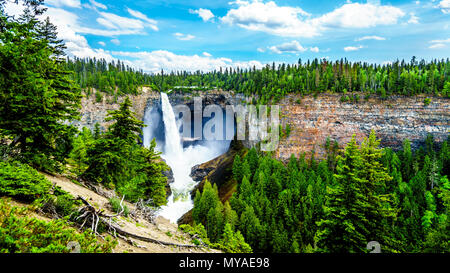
4, 0, 450, 73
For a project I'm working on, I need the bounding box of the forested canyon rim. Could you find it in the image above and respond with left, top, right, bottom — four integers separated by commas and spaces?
76, 90, 450, 160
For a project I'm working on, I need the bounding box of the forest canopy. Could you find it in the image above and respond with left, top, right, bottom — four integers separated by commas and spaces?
65, 57, 450, 104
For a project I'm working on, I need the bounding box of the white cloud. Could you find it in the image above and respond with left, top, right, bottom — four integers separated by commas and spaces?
438, 0, 450, 13
89, 0, 107, 10
96, 12, 145, 31
111, 50, 263, 73
46, 0, 81, 9
174, 33, 196, 41
429, 43, 446, 49
269, 41, 307, 54
407, 13, 419, 24
220, 1, 406, 38
4, 1, 262, 74
74, 10, 158, 36
268, 41, 318, 54
3, 0, 26, 17
111, 38, 120, 45
430, 38, 450, 43
344, 45, 365, 52
355, 35, 386, 41
313, 2, 405, 29
257, 47, 266, 53
41, 7, 115, 61
429, 38, 450, 49
127, 8, 158, 31
189, 8, 215, 22
221, 0, 316, 37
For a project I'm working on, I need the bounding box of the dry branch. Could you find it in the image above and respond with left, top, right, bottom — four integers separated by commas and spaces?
75, 195, 202, 249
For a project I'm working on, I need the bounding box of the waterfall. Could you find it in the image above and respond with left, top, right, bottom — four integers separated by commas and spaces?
144, 92, 231, 223
160, 93, 183, 157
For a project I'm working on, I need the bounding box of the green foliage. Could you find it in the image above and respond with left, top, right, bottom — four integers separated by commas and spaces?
279, 124, 292, 139
109, 197, 129, 217
0, 161, 52, 202
0, 199, 116, 253
95, 91, 103, 103
82, 98, 168, 206
232, 154, 243, 183
105, 97, 144, 145
68, 127, 96, 175
191, 180, 252, 252
179, 222, 252, 253
192, 132, 450, 253
0, 4, 81, 171
424, 97, 431, 106
315, 131, 396, 253
64, 57, 450, 100
0, 160, 81, 220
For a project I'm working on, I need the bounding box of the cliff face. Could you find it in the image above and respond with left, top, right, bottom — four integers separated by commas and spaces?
72, 87, 159, 132
276, 94, 449, 160
75, 90, 449, 162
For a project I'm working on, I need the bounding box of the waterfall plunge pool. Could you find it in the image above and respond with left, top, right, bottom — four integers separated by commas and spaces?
143, 93, 232, 223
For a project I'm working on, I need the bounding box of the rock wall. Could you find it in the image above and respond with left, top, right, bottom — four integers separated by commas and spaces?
72, 87, 159, 132
276, 94, 450, 160
75, 89, 449, 162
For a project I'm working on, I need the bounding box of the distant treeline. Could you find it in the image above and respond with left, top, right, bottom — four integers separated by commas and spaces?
65, 57, 450, 103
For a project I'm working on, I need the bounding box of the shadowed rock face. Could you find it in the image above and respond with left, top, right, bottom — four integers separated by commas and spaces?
177, 139, 244, 225
276, 94, 450, 161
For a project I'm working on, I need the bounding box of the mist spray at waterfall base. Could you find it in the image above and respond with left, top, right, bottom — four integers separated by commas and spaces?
144, 93, 230, 223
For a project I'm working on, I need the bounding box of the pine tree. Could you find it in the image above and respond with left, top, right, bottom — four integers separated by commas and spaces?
0, 1, 81, 171
359, 131, 397, 250
315, 136, 369, 253
232, 154, 243, 183
105, 97, 144, 144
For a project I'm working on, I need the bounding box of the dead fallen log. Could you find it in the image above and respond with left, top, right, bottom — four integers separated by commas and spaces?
75, 195, 202, 249
103, 218, 202, 248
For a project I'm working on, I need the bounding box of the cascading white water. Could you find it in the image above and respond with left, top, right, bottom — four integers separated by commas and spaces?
160, 93, 183, 157
147, 93, 230, 223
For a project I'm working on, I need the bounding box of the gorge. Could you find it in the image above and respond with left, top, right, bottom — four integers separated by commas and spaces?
75, 90, 449, 223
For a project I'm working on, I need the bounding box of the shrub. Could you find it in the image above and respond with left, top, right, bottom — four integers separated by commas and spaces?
0, 199, 116, 253
424, 98, 431, 106
0, 161, 52, 202
95, 92, 103, 103
340, 95, 349, 102
109, 197, 129, 217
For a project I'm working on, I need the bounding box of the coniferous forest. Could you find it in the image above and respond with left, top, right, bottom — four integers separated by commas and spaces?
65, 56, 450, 104
0, 0, 449, 254
190, 133, 450, 253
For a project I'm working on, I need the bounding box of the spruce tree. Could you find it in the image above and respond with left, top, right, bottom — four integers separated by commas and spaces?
105, 96, 144, 144
0, 1, 81, 171
314, 136, 369, 253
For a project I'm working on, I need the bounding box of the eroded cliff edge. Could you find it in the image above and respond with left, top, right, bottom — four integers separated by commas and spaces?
75, 90, 449, 161
276, 94, 449, 160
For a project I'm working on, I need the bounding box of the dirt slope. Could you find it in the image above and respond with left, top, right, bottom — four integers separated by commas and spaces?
43, 173, 218, 253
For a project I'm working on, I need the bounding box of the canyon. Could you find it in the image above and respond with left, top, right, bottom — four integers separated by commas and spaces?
75, 89, 449, 224
76, 89, 450, 161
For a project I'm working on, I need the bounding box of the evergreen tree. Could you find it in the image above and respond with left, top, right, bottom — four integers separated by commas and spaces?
0, 1, 81, 171
105, 97, 144, 144
315, 136, 371, 253
232, 154, 243, 183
